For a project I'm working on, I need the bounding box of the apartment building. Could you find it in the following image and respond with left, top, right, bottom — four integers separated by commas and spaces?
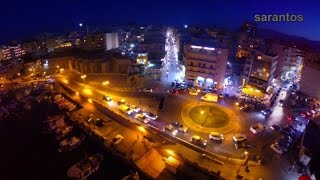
243, 51, 278, 90
183, 43, 228, 89
0, 45, 25, 61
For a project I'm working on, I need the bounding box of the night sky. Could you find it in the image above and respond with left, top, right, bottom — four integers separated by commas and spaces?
1, 0, 320, 44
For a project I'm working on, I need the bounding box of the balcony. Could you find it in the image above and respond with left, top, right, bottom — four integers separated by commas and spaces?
186, 64, 216, 71
185, 57, 216, 64
186, 68, 215, 76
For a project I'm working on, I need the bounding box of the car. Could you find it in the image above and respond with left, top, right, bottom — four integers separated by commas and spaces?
171, 122, 188, 133
117, 100, 127, 106
188, 88, 199, 95
87, 114, 95, 123
103, 95, 112, 102
301, 111, 312, 118
163, 125, 178, 136
281, 129, 294, 137
112, 134, 124, 145
277, 140, 290, 151
240, 104, 254, 112
287, 115, 296, 121
143, 88, 153, 92
129, 105, 141, 112
278, 100, 284, 106
270, 143, 284, 154
209, 132, 224, 141
118, 104, 133, 115
135, 114, 149, 124
284, 125, 296, 132
142, 112, 158, 120
233, 134, 247, 142
250, 123, 265, 134
279, 135, 293, 143
94, 118, 105, 127
167, 89, 178, 95
190, 135, 207, 147
261, 109, 272, 116
270, 124, 281, 131
283, 127, 296, 135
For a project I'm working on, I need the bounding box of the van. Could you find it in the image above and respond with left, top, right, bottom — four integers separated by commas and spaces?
201, 93, 218, 102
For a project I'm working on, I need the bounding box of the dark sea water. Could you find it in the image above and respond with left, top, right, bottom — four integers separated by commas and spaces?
0, 99, 134, 180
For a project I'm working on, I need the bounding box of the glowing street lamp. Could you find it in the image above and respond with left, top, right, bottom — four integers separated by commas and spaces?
81, 75, 86, 83
102, 81, 109, 86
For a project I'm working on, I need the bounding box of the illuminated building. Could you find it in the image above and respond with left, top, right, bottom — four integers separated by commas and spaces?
136, 52, 148, 64
183, 43, 228, 89
81, 32, 119, 50
0, 45, 25, 61
242, 51, 278, 91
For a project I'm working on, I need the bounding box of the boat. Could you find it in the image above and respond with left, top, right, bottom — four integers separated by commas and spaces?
55, 126, 73, 140
58, 135, 85, 152
42, 115, 65, 124
122, 171, 140, 180
67, 153, 103, 179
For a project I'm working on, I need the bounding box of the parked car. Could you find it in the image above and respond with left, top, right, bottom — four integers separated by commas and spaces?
270, 124, 281, 131
190, 135, 207, 147
209, 132, 224, 141
233, 134, 247, 142
112, 134, 123, 145
167, 89, 178, 95
250, 123, 265, 134
270, 143, 283, 154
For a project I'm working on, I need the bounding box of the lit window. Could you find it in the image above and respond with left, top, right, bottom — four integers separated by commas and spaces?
257, 56, 262, 60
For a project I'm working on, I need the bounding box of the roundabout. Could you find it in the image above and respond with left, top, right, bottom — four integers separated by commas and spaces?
181, 102, 238, 134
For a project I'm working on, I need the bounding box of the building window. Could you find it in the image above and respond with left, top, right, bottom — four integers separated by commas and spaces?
190, 62, 193, 66
210, 65, 213, 69
218, 51, 222, 54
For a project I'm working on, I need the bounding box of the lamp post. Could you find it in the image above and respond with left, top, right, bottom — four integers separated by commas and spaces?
197, 89, 201, 104
200, 110, 204, 127
81, 75, 86, 84
102, 81, 109, 86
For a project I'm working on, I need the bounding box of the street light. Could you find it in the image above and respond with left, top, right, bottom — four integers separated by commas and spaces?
102, 81, 109, 86
197, 89, 201, 104
81, 75, 86, 83
200, 110, 205, 127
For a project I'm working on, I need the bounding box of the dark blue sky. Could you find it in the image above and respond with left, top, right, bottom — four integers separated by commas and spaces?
1, 0, 319, 44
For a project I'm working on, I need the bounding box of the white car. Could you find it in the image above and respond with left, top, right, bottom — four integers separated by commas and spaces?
250, 123, 265, 134
143, 88, 153, 92
233, 134, 247, 142
163, 125, 178, 136
270, 143, 283, 154
142, 112, 158, 120
112, 134, 123, 145
135, 114, 149, 124
209, 132, 224, 141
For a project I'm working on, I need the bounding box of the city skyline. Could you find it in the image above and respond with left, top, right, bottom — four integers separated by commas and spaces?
1, 0, 320, 44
